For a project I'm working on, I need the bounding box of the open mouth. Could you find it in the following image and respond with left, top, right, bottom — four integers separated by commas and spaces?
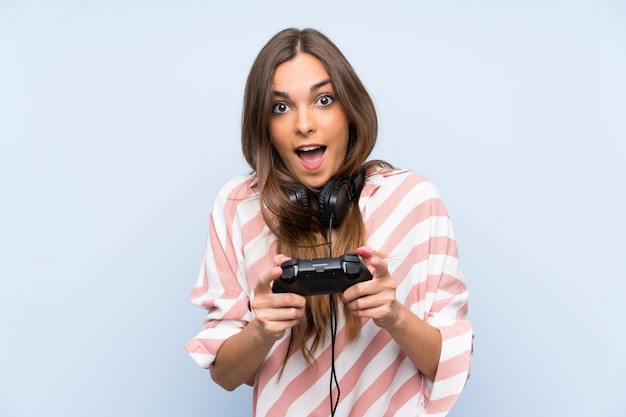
296, 146, 326, 165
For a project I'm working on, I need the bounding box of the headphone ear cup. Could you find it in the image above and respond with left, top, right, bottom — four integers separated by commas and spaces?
286, 186, 311, 209
318, 178, 352, 227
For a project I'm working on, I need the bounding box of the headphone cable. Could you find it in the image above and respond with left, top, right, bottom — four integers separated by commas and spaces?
327, 215, 340, 416
329, 294, 340, 416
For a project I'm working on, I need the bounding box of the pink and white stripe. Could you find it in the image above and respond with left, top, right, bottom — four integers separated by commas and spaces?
186, 167, 473, 416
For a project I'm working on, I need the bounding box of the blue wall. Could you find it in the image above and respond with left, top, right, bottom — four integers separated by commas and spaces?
1, 1, 625, 415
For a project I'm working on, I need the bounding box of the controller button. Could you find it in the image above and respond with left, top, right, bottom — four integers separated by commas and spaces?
345, 263, 360, 276
282, 268, 297, 281
281, 259, 298, 267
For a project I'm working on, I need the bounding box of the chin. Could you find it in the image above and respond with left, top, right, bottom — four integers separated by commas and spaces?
301, 176, 329, 189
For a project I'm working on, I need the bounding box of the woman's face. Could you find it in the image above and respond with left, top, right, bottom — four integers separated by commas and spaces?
269, 53, 350, 189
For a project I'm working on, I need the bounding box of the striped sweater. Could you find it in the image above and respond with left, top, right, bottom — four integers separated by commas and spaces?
186, 167, 473, 416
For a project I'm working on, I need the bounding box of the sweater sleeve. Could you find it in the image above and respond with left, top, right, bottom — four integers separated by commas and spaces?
365, 169, 473, 415
185, 178, 256, 369
419, 201, 473, 416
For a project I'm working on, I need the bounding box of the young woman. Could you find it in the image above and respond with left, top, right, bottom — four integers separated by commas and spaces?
186, 28, 473, 417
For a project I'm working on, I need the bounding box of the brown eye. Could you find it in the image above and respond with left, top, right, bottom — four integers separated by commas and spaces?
317, 95, 334, 107
272, 102, 290, 114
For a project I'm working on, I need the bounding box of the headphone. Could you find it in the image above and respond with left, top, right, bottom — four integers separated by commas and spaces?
285, 168, 366, 227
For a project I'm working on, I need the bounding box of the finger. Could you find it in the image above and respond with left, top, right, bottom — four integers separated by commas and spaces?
254, 254, 292, 294
274, 254, 292, 266
342, 279, 373, 303
256, 265, 284, 293
369, 256, 389, 278
355, 246, 374, 261
355, 247, 389, 279
273, 292, 307, 309
342, 272, 395, 305
255, 303, 304, 321
253, 285, 307, 312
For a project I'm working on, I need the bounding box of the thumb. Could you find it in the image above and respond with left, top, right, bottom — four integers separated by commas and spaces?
256, 264, 284, 294
255, 254, 293, 295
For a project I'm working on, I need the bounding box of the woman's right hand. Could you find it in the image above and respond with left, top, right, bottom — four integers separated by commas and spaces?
250, 254, 306, 342
210, 254, 305, 390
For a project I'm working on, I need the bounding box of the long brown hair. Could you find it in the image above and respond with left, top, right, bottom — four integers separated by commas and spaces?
241, 28, 381, 366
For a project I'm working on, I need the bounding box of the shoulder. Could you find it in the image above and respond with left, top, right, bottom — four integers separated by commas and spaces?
214, 173, 259, 203
211, 173, 261, 221
364, 166, 441, 201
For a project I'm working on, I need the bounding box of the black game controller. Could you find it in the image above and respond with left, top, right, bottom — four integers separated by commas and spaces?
272, 253, 372, 296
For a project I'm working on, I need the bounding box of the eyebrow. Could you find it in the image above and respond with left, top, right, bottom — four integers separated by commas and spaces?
272, 78, 333, 99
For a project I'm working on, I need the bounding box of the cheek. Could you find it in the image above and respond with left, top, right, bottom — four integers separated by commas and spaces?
268, 123, 285, 149
268, 123, 278, 142
269, 135, 291, 165
334, 117, 351, 154
269, 116, 292, 138
333, 109, 350, 137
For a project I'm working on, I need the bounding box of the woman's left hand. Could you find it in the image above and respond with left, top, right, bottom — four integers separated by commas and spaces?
343, 247, 442, 380
341, 246, 400, 329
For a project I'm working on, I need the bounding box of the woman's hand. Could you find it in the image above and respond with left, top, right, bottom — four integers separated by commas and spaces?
341, 246, 400, 329
210, 254, 306, 391
342, 246, 442, 380
250, 254, 306, 342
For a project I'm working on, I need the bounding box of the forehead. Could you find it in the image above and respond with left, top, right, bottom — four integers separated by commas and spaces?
272, 53, 330, 90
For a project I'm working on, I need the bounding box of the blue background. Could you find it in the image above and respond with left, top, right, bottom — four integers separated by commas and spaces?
1, 1, 625, 416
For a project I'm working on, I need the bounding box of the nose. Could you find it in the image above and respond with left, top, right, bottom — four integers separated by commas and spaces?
295, 108, 316, 136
